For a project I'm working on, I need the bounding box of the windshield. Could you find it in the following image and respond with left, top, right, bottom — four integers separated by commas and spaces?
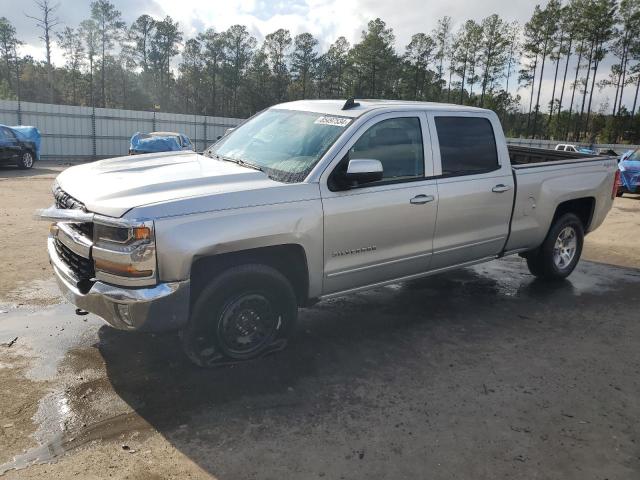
625, 149, 640, 162
207, 109, 351, 183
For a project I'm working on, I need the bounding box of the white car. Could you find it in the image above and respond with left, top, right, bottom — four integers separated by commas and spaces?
555, 144, 579, 152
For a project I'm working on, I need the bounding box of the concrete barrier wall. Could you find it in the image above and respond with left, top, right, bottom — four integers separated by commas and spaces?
0, 100, 243, 161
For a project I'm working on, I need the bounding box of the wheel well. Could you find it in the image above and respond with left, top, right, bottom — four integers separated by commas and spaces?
190, 244, 310, 307
553, 197, 595, 231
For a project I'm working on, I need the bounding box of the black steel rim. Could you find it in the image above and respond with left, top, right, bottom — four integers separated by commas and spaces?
217, 293, 279, 356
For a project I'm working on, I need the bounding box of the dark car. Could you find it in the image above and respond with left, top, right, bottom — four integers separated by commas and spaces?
0, 124, 38, 169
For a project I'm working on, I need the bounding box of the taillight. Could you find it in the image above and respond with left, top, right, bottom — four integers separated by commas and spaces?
612, 169, 621, 199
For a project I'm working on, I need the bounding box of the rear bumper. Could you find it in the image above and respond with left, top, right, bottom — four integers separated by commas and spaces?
48, 237, 190, 332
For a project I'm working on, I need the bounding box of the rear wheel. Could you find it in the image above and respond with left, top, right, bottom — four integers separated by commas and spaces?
17, 151, 34, 169
525, 213, 584, 281
180, 264, 297, 367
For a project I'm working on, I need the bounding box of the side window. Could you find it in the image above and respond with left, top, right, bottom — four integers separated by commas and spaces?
349, 117, 424, 182
434, 116, 499, 176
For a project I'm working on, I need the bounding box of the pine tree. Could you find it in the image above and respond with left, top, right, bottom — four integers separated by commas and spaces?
25, 0, 60, 103
90, 0, 125, 107
433, 16, 452, 100
290, 32, 318, 99
56, 27, 84, 104
479, 14, 510, 107
403, 33, 436, 100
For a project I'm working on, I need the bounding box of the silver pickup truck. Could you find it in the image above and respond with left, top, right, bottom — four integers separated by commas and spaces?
41, 99, 619, 366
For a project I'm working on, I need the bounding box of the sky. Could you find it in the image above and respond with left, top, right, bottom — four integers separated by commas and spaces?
0, 0, 631, 113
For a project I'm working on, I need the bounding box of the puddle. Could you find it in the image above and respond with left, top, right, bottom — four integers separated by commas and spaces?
0, 303, 101, 381
0, 303, 140, 476
0, 412, 149, 475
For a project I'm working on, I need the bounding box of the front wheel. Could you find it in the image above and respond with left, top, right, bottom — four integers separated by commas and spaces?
180, 264, 298, 367
17, 151, 34, 169
525, 213, 584, 281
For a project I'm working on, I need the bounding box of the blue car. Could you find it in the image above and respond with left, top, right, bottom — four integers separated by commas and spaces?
617, 149, 640, 196
129, 131, 195, 155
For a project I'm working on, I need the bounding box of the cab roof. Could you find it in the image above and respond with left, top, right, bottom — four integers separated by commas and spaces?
271, 99, 492, 118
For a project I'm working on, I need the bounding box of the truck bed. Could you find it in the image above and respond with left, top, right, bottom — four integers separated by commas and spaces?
504, 144, 617, 256
507, 145, 612, 167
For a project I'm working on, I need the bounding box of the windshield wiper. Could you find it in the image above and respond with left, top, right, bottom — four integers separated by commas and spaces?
214, 154, 265, 173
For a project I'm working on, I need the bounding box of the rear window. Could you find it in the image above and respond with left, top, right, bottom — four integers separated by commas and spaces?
435, 117, 499, 176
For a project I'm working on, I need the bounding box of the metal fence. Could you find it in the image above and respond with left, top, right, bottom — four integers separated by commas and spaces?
506, 137, 640, 153
2, 99, 639, 161
0, 100, 243, 161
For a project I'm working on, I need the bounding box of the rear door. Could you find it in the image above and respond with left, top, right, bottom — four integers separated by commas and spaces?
429, 114, 515, 269
320, 112, 438, 294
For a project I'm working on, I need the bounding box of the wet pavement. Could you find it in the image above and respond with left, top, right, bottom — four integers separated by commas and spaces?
1, 256, 639, 479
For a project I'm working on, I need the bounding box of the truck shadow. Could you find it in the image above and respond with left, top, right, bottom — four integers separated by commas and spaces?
94, 258, 640, 478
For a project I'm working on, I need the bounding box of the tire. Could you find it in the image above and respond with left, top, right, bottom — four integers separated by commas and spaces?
17, 150, 34, 169
180, 264, 298, 367
525, 213, 584, 281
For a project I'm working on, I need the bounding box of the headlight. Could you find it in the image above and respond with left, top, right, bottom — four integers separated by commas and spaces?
94, 223, 151, 244
92, 219, 157, 286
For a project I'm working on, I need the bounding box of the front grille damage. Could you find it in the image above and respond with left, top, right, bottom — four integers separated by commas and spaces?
53, 186, 94, 238
53, 238, 95, 292
53, 186, 95, 292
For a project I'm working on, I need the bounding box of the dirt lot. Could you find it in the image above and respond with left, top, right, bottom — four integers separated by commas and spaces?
0, 163, 639, 479
0, 163, 68, 306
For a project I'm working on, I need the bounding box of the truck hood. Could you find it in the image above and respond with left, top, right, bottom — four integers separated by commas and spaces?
55, 151, 295, 218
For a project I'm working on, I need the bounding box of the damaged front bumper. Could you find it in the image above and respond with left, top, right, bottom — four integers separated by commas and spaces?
48, 237, 190, 332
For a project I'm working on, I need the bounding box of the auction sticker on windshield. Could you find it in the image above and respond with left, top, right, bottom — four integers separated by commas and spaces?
314, 116, 351, 127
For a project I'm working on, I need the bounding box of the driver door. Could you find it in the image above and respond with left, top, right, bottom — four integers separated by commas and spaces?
320, 112, 438, 295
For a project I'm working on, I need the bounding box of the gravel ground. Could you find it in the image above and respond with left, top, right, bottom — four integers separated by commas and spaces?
0, 162, 639, 480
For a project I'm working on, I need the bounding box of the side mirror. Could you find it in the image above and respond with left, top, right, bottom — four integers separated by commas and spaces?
345, 159, 383, 185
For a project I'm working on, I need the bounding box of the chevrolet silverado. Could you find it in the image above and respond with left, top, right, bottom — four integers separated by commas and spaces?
40, 99, 619, 367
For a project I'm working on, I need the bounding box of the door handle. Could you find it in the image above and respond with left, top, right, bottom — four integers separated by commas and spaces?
492, 184, 512, 193
410, 194, 435, 205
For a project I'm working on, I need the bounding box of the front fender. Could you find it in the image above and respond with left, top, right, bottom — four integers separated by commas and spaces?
152, 198, 325, 298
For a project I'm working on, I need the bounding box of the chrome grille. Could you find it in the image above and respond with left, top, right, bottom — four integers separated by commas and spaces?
53, 186, 94, 238
53, 238, 95, 292
54, 186, 85, 210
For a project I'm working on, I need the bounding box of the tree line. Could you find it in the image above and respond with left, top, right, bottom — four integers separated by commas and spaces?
2, 0, 640, 143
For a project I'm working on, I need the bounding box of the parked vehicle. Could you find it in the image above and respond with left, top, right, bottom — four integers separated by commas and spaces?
0, 124, 40, 169
598, 148, 619, 157
40, 99, 618, 367
617, 149, 640, 196
129, 131, 195, 155
555, 143, 596, 154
